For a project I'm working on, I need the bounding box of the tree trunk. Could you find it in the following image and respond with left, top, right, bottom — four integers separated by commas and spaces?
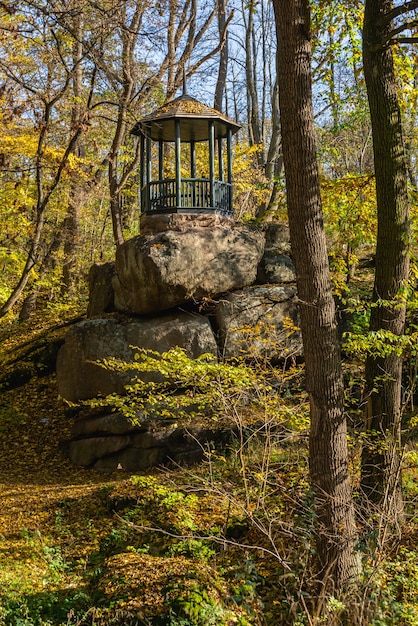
360, 0, 410, 528
106, 0, 145, 247
264, 73, 281, 181
62, 5, 84, 294
244, 0, 262, 151
166, 0, 178, 98
214, 0, 228, 111
273, 0, 359, 593
0, 106, 82, 318
258, 58, 283, 219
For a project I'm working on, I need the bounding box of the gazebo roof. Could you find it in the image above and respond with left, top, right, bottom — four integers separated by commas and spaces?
131, 94, 241, 142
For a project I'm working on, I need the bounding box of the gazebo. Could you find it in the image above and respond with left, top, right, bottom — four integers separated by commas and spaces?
131, 94, 241, 218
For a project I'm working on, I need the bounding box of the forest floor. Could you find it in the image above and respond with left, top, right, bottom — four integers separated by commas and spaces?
0, 312, 278, 625
1, 308, 418, 625
0, 313, 131, 623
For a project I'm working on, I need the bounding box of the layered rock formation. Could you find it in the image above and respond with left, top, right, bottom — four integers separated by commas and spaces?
57, 312, 218, 402
57, 215, 301, 472
112, 220, 265, 315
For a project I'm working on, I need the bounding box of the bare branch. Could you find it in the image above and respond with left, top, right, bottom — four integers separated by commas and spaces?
384, 18, 418, 43
381, 1, 418, 26
192, 6, 217, 48
174, 0, 193, 48
186, 10, 234, 80
116, 517, 292, 572
391, 35, 418, 44
116, 137, 141, 194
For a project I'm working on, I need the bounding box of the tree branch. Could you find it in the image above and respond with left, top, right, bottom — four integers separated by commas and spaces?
384, 19, 418, 43
391, 36, 418, 44
186, 10, 234, 79
381, 1, 418, 26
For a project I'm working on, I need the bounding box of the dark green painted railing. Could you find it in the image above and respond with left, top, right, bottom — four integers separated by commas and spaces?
142, 178, 233, 217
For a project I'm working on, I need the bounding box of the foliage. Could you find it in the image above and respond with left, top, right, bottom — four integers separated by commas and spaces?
2, 314, 418, 624
92, 552, 255, 625
86, 346, 297, 430
359, 547, 418, 626
343, 328, 418, 360
232, 143, 271, 219
321, 173, 377, 289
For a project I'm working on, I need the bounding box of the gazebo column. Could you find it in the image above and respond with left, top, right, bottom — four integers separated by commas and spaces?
140, 133, 146, 212
227, 128, 233, 183
227, 128, 233, 212
208, 120, 215, 208
175, 119, 181, 209
190, 140, 196, 177
158, 140, 164, 180
190, 140, 196, 207
145, 134, 152, 212
158, 140, 164, 210
218, 137, 224, 181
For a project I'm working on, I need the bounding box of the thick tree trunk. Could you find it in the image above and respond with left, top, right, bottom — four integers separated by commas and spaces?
273, 0, 359, 593
360, 0, 410, 527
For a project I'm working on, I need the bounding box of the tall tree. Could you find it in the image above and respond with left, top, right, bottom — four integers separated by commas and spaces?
0, 5, 87, 317
360, 0, 414, 527
243, 0, 262, 151
62, 0, 84, 294
272, 0, 359, 595
214, 0, 228, 111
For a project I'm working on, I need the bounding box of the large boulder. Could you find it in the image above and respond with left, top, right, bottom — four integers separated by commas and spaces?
112, 223, 265, 315
59, 216, 303, 473
56, 312, 218, 402
264, 223, 292, 251
65, 411, 234, 472
139, 213, 233, 234
257, 223, 296, 284
214, 284, 301, 361
87, 262, 116, 317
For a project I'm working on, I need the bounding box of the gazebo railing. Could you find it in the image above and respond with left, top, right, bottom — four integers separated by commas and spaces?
143, 178, 233, 217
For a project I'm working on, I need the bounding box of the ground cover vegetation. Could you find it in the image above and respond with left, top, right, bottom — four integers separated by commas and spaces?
1, 0, 418, 623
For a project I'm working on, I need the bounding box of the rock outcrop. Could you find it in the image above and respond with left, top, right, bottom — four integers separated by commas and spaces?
87, 262, 115, 317
256, 223, 296, 284
112, 222, 265, 315
65, 410, 234, 472
56, 312, 218, 402
57, 215, 301, 472
215, 284, 300, 360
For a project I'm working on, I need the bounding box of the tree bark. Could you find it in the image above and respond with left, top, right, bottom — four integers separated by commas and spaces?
259, 56, 283, 219
214, 0, 228, 111
264, 73, 281, 181
244, 0, 262, 151
107, 0, 145, 247
62, 3, 84, 294
166, 0, 178, 98
360, 0, 410, 528
273, 0, 359, 593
